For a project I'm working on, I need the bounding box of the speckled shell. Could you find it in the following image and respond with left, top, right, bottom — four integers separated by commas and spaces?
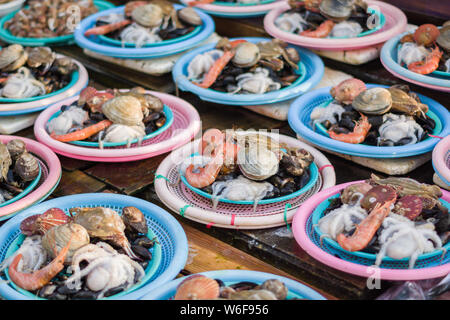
14, 152, 39, 182
174, 275, 220, 300
102, 95, 144, 126
132, 4, 164, 28
0, 44, 28, 71
361, 185, 397, 211
6, 139, 26, 161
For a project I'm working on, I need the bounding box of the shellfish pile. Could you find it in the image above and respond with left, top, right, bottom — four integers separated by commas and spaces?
85, 0, 203, 48
275, 0, 377, 38
5, 0, 98, 38
310, 78, 436, 146
318, 174, 449, 268
398, 22, 450, 75
0, 139, 40, 205
182, 129, 314, 209
0, 206, 155, 299
46, 86, 167, 147
0, 45, 77, 99
187, 38, 301, 93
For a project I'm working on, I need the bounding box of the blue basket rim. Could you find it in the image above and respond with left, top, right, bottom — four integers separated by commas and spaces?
380, 30, 450, 88
140, 269, 326, 300
0, 0, 115, 46
432, 162, 450, 186
74, 4, 215, 59
0, 193, 188, 300
311, 193, 450, 265
287, 84, 450, 158
172, 37, 324, 106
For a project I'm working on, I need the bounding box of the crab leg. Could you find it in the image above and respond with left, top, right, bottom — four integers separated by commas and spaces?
51, 120, 113, 142
84, 19, 132, 37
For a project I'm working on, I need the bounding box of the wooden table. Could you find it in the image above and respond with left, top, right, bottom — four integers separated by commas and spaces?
1, 0, 448, 300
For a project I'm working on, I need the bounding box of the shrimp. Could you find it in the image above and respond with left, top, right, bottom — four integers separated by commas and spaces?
50, 120, 113, 142
84, 20, 132, 37
300, 20, 334, 38
328, 113, 371, 144
8, 237, 72, 291
188, 0, 214, 6
336, 197, 397, 252
407, 47, 443, 75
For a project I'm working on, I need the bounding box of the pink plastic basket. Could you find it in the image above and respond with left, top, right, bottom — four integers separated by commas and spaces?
263, 0, 407, 51
0, 135, 61, 219
292, 181, 450, 280
155, 133, 336, 229
180, 0, 282, 15
432, 136, 450, 187
33, 91, 201, 162
0, 57, 88, 113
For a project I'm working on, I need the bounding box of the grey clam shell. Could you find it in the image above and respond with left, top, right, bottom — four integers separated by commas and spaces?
14, 152, 40, 182
6, 139, 26, 161
232, 42, 261, 68
352, 87, 392, 115
319, 0, 353, 22
177, 7, 202, 26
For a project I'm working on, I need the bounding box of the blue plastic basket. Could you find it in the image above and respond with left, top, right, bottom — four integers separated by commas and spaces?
140, 269, 326, 300
0, 1, 115, 46
308, 195, 450, 269
0, 164, 41, 209
0, 193, 188, 300
172, 37, 324, 106
287, 84, 450, 158
74, 5, 215, 59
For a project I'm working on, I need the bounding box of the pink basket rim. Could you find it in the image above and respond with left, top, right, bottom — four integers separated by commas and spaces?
381, 59, 450, 93
0, 57, 88, 112
181, 0, 282, 13
263, 0, 407, 51
34, 90, 201, 158
292, 181, 450, 280
0, 135, 61, 217
155, 132, 336, 229
432, 135, 450, 184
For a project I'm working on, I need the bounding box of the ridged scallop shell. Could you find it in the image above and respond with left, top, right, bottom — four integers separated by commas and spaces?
0, 44, 28, 71
352, 87, 392, 115
132, 4, 164, 28
14, 151, 39, 182
102, 96, 144, 126
232, 42, 261, 68
174, 275, 220, 300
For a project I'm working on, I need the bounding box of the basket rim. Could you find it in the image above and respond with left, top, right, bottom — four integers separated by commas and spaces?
432, 135, 450, 186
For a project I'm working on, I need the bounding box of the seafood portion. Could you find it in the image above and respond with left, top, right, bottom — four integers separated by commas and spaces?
398, 23, 449, 75
46, 87, 168, 148
310, 78, 436, 146
0, 139, 40, 205
85, 1, 203, 48
276, 0, 379, 38
187, 38, 301, 93
317, 175, 448, 268
188, 0, 264, 6
0, 205, 155, 299
174, 275, 294, 300
0, 45, 77, 99
183, 129, 314, 209
5, 0, 98, 38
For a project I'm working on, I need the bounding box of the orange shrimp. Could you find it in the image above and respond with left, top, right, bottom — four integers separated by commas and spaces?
336, 197, 397, 252
300, 20, 335, 38
84, 20, 132, 36
51, 120, 113, 142
8, 238, 72, 291
407, 47, 443, 75
185, 156, 224, 189
188, 0, 214, 6
328, 113, 371, 144
194, 50, 235, 89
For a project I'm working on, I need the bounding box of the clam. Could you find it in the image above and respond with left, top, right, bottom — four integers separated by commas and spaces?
0, 143, 12, 182
0, 44, 28, 72
14, 152, 39, 182
437, 25, 450, 52
177, 7, 202, 26
259, 279, 288, 300
232, 42, 261, 68
102, 96, 144, 127
6, 139, 26, 161
237, 145, 279, 181
126, 87, 164, 113
52, 57, 76, 75
42, 223, 90, 264
413, 24, 440, 47
26, 47, 55, 71
352, 87, 392, 115
132, 4, 164, 28
319, 0, 353, 22
122, 206, 148, 234
174, 275, 220, 300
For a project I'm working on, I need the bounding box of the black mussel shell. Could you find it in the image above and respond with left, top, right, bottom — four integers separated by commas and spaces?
229, 281, 259, 291
104, 284, 128, 297
215, 278, 226, 287
71, 289, 99, 300
133, 236, 156, 248
56, 284, 80, 295
132, 244, 152, 261
323, 197, 343, 216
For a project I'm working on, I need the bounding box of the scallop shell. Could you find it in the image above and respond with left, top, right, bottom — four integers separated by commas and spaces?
102, 96, 144, 126
14, 151, 39, 182
232, 42, 261, 68
174, 275, 220, 300
360, 185, 397, 211
132, 4, 164, 28
352, 87, 392, 115
0, 44, 28, 71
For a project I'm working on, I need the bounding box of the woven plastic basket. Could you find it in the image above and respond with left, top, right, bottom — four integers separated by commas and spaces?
180, 0, 283, 18
432, 136, 450, 187
141, 269, 326, 300
287, 84, 450, 158
0, 193, 188, 300
0, 0, 24, 18
292, 181, 450, 280
155, 132, 335, 229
